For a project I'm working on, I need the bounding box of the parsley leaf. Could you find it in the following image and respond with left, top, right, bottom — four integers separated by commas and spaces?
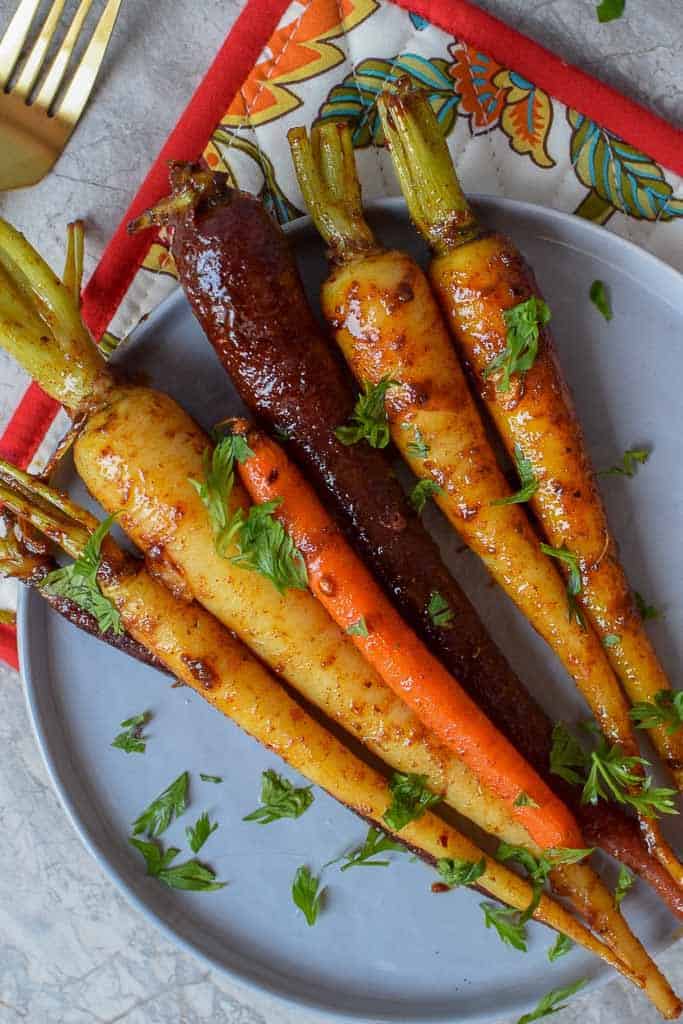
598, 448, 650, 478
483, 297, 551, 392
481, 903, 528, 951
243, 769, 314, 825
589, 280, 613, 321
292, 865, 324, 925
383, 772, 440, 832
402, 422, 430, 460
335, 378, 398, 449
516, 979, 587, 1024
540, 544, 585, 627
436, 856, 486, 888
129, 838, 225, 891
189, 433, 252, 557
603, 634, 621, 648
514, 792, 539, 808
200, 774, 223, 784
427, 591, 454, 630
232, 499, 308, 593
186, 811, 219, 854
111, 711, 150, 755
340, 827, 404, 871
630, 689, 683, 735
492, 445, 539, 506
409, 478, 443, 514
132, 772, 189, 838
614, 865, 634, 907
41, 513, 122, 635
550, 723, 588, 786
547, 933, 573, 962
635, 590, 660, 621
595, 0, 624, 23
496, 843, 593, 924
346, 617, 369, 638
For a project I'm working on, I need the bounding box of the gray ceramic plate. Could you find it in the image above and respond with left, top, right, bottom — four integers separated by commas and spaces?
18, 198, 683, 1023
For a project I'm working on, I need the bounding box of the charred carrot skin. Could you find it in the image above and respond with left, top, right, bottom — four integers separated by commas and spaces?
377, 84, 683, 786
236, 426, 584, 851
140, 167, 683, 919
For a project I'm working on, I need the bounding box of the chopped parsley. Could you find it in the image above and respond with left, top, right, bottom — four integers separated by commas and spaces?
41, 513, 122, 635
598, 448, 650, 478
188, 432, 252, 557
291, 865, 324, 925
547, 933, 573, 962
200, 774, 223, 784
589, 280, 613, 320
481, 903, 528, 951
335, 377, 398, 449
409, 478, 443, 514
186, 811, 219, 854
427, 591, 455, 630
483, 297, 551, 392
383, 772, 440, 832
243, 769, 314, 825
602, 634, 621, 648
492, 445, 539, 506
630, 689, 683, 735
231, 499, 308, 593
436, 856, 486, 888
635, 590, 660, 621
129, 837, 225, 891
540, 543, 585, 627
131, 771, 189, 838
614, 865, 634, 907
111, 711, 150, 754
340, 827, 404, 871
346, 616, 369, 638
595, 0, 624, 23
402, 422, 430, 460
513, 791, 539, 808
516, 979, 586, 1024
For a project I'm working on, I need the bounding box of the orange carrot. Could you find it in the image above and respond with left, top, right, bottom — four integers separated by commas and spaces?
234, 424, 584, 852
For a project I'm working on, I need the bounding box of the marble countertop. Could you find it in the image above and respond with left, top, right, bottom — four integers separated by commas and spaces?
0, 1, 681, 1021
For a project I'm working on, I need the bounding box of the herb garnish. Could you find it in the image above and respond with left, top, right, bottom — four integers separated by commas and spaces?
549, 723, 678, 817
513, 791, 539, 808
189, 433, 252, 556
243, 769, 314, 825
129, 838, 225, 891
402, 423, 430, 460
483, 297, 551, 392
409, 478, 443, 514
383, 772, 440, 832
111, 711, 150, 754
492, 445, 539, 506
41, 514, 122, 635
635, 590, 660, 621
427, 591, 454, 630
496, 843, 593, 924
630, 689, 683, 735
186, 811, 219, 854
340, 827, 404, 871
200, 774, 223, 784
595, 0, 624, 23
614, 865, 634, 907
132, 771, 189, 838
603, 634, 621, 648
436, 856, 486, 888
547, 933, 573, 962
598, 448, 650, 478
589, 280, 613, 321
335, 378, 398, 449
346, 617, 369, 638
540, 544, 585, 627
516, 979, 587, 1024
481, 903, 528, 951
292, 865, 324, 925
232, 499, 308, 593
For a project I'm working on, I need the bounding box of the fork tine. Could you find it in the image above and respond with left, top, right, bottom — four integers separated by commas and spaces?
34, 0, 94, 110
14, 0, 66, 99
0, 0, 41, 89
55, 0, 122, 126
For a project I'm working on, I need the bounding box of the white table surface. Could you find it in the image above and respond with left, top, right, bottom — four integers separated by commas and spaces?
0, 1, 681, 1021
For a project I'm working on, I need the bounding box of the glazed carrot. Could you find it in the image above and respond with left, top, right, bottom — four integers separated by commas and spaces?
234, 424, 583, 851
288, 122, 683, 886
377, 83, 683, 789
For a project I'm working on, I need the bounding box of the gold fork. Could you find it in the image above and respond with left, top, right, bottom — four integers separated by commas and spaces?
0, 0, 123, 190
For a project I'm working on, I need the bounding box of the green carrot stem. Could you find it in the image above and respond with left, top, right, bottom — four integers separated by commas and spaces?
0, 459, 98, 533
0, 461, 94, 561
288, 123, 379, 262
62, 221, 85, 303
0, 218, 104, 413
377, 81, 480, 254
128, 164, 218, 234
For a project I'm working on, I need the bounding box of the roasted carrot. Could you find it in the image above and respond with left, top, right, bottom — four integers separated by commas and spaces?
377, 83, 683, 789
288, 123, 683, 885
233, 423, 582, 850
140, 167, 683, 921
4, 471, 657, 1001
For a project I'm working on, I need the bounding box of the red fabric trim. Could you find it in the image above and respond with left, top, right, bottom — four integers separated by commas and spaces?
0, 383, 60, 470
395, 0, 683, 176
0, 625, 18, 671
80, 0, 292, 340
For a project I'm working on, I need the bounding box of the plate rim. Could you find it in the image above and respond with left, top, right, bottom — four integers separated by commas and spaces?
17, 193, 683, 1024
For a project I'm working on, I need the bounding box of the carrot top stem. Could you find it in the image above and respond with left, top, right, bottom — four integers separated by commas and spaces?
377, 81, 480, 254
288, 123, 379, 262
